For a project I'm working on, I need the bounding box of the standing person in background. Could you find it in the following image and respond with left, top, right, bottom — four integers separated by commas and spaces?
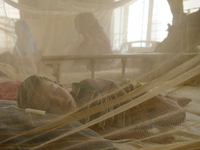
13, 20, 39, 57
0, 20, 40, 73
13, 20, 41, 74
0, 20, 46, 76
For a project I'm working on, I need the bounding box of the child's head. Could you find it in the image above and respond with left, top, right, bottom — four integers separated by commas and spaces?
17, 75, 77, 114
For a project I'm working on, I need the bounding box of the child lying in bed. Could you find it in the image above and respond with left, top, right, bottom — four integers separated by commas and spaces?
17, 75, 191, 143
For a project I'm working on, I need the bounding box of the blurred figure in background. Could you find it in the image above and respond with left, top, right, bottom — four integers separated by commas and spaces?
0, 20, 43, 76
13, 20, 39, 57
167, 0, 187, 26
13, 20, 41, 74
66, 12, 114, 71
74, 12, 112, 55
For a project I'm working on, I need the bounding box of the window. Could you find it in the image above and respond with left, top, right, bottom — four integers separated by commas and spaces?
0, 0, 20, 18
128, 0, 150, 42
113, 0, 200, 51
184, 0, 200, 13
151, 0, 172, 42
0, 0, 19, 51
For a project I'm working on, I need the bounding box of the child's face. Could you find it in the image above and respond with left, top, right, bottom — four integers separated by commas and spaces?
32, 79, 77, 115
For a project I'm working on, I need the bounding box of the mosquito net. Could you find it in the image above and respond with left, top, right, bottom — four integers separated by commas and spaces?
0, 0, 200, 150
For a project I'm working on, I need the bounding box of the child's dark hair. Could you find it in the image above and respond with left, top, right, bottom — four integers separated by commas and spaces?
17, 75, 52, 109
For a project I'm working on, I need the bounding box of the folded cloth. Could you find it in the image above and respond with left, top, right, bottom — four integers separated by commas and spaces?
0, 81, 22, 101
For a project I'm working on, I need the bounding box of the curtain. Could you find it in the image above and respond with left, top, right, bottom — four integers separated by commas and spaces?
5, 0, 138, 14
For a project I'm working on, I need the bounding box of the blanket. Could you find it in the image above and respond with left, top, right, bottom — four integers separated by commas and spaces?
0, 100, 116, 150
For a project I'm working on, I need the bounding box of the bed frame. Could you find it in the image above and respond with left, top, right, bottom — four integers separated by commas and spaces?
41, 53, 198, 82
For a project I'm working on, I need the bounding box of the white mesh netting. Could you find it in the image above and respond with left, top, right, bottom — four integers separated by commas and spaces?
0, 0, 200, 150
